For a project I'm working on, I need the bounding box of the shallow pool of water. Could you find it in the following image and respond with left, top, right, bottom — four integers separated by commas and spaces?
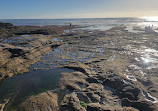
53, 38, 62, 42
0, 68, 75, 109
143, 92, 158, 103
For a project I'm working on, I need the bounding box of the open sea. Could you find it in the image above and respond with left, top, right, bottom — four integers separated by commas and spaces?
0, 18, 158, 32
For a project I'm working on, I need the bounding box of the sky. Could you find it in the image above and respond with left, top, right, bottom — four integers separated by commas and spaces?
0, 0, 158, 19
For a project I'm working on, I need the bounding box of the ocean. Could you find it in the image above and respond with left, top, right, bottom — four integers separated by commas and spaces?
0, 18, 158, 32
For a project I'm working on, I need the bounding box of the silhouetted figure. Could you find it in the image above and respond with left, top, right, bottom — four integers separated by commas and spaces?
70, 23, 72, 26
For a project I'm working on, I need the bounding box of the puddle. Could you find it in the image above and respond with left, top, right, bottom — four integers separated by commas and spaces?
38, 47, 93, 65
125, 73, 137, 81
16, 44, 33, 47
76, 25, 114, 31
1, 35, 30, 43
104, 86, 117, 93
53, 38, 62, 42
129, 64, 141, 69
135, 57, 140, 62
81, 52, 96, 58
125, 40, 158, 70
64, 30, 71, 33
142, 92, 158, 103
0, 46, 76, 109
59, 59, 74, 64
128, 64, 147, 79
139, 56, 158, 69
139, 70, 147, 79
21, 35, 30, 37
53, 48, 61, 55
96, 48, 102, 52
126, 26, 144, 33
126, 75, 137, 81
0, 35, 36, 47
1, 38, 23, 43
95, 48, 105, 55
30, 52, 59, 69
71, 52, 77, 58
123, 79, 132, 84
50, 49, 96, 64
0, 68, 75, 109
108, 55, 117, 61
1, 37, 37, 47
76, 58, 90, 62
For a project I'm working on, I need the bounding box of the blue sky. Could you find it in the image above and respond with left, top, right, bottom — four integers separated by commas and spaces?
0, 0, 158, 19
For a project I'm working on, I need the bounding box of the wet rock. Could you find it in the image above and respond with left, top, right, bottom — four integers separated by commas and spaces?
7, 48, 27, 58
87, 103, 103, 111
87, 83, 104, 92
15, 29, 58, 35
121, 98, 157, 111
62, 63, 90, 76
121, 107, 139, 111
59, 71, 89, 91
6, 73, 14, 77
20, 91, 58, 111
0, 22, 13, 29
60, 93, 86, 111
86, 77, 100, 83
0, 35, 63, 78
86, 92, 100, 102
0, 99, 10, 111
102, 75, 140, 100
1, 25, 158, 111
77, 92, 91, 103
87, 103, 139, 111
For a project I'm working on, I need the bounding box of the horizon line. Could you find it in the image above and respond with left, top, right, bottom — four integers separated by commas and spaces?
0, 17, 142, 20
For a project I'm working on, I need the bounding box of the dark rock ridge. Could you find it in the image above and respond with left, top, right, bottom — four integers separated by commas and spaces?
0, 22, 13, 29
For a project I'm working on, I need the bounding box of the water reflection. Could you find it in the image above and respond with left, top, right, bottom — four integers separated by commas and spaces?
142, 16, 158, 22
125, 32, 158, 80
53, 38, 62, 42
145, 49, 157, 53
142, 92, 158, 103
141, 57, 150, 64
0, 68, 75, 109
139, 47, 158, 69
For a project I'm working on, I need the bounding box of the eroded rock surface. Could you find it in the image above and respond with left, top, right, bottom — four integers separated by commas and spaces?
60, 93, 86, 111
0, 35, 63, 79
19, 91, 58, 111
0, 24, 158, 111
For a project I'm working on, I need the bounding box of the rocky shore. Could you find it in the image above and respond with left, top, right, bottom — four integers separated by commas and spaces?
0, 22, 158, 111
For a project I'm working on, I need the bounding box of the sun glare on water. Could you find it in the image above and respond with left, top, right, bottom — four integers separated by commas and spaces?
142, 16, 158, 21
